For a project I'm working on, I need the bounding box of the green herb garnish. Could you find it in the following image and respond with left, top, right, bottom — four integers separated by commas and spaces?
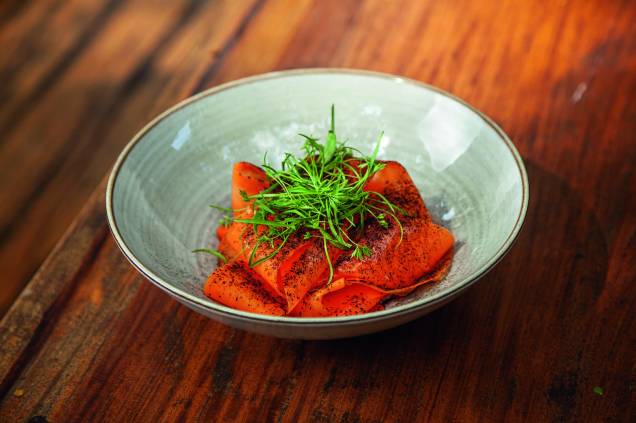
193, 248, 228, 263
215, 106, 405, 281
593, 386, 604, 396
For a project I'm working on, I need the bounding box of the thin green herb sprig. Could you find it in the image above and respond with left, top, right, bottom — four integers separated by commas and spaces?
219, 106, 405, 281
192, 248, 228, 263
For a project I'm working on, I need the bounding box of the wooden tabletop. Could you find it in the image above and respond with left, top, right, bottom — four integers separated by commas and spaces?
1, 0, 635, 421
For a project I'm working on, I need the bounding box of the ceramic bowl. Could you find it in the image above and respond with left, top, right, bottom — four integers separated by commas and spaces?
106, 69, 528, 340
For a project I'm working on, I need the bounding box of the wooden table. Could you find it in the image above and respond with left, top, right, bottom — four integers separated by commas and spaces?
1, 0, 635, 421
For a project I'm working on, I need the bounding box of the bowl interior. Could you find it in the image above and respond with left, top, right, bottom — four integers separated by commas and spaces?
110, 71, 526, 319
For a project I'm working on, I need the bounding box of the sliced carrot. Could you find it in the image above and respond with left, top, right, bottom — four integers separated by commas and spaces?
208, 159, 454, 318
221, 161, 301, 300
232, 162, 269, 215
239, 228, 304, 297
218, 219, 341, 309
235, 229, 343, 310
289, 278, 385, 317
291, 257, 452, 317
216, 161, 268, 261
364, 161, 411, 193
364, 161, 428, 219
278, 240, 344, 311
218, 221, 247, 262
216, 224, 229, 240
218, 161, 270, 279
334, 220, 454, 290
328, 160, 454, 290
204, 260, 285, 316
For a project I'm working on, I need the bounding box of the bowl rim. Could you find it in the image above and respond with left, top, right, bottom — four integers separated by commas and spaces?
106, 68, 529, 325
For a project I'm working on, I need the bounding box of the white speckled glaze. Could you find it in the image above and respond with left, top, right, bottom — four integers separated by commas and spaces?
106, 69, 528, 339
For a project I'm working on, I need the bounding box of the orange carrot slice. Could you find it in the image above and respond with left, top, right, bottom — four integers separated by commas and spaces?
209, 160, 454, 318
204, 260, 285, 316
232, 162, 269, 215
334, 221, 454, 290
291, 257, 452, 317
218, 208, 343, 309
231, 228, 343, 311
277, 240, 344, 311
289, 278, 385, 317
216, 225, 229, 241
325, 160, 454, 290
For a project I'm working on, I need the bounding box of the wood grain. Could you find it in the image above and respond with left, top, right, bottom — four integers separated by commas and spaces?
1, 0, 635, 421
0, 0, 263, 313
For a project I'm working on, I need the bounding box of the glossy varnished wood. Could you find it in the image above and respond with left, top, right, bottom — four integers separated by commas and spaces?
1, 0, 635, 421
0, 0, 263, 314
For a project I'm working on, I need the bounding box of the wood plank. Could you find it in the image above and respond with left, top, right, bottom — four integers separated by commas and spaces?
0, 171, 633, 421
0, 0, 262, 313
1, 0, 635, 421
198, 0, 314, 88
0, 179, 110, 396
0, 0, 119, 134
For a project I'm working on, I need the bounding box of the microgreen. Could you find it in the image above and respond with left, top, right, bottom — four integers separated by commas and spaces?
214, 105, 405, 281
192, 248, 228, 263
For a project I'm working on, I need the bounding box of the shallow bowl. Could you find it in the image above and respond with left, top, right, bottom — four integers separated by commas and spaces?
106, 69, 528, 339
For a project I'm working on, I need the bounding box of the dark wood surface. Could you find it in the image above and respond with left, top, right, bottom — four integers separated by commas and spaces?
1, 0, 635, 421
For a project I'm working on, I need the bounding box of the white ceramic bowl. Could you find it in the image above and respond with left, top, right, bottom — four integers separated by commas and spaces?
106, 69, 528, 339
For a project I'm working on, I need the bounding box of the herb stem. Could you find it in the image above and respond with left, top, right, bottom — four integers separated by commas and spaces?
213, 107, 402, 281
